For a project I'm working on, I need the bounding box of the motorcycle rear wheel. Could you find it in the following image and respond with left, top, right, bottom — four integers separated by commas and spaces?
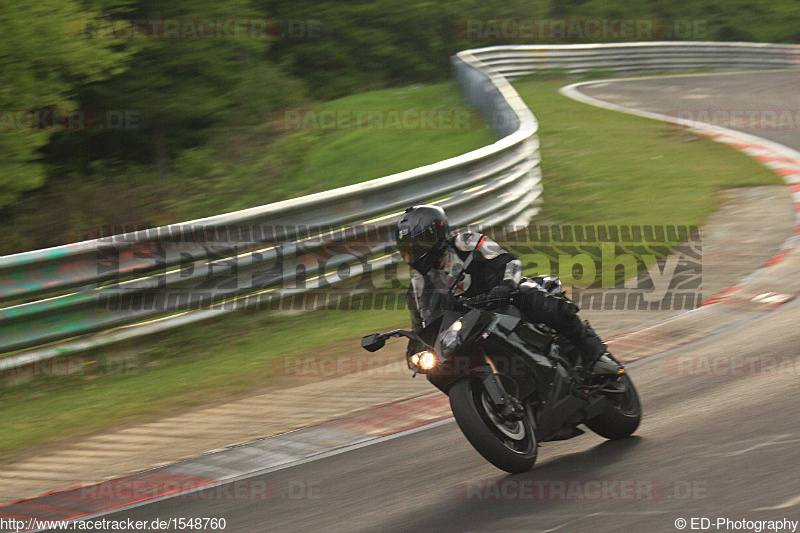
449, 377, 538, 473
585, 373, 641, 439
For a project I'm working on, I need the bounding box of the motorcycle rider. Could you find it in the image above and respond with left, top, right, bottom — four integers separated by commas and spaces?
395, 204, 612, 374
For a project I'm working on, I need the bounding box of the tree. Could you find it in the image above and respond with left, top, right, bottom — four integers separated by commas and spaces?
0, 0, 131, 209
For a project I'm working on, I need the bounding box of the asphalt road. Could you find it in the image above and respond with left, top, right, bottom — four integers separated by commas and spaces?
62, 72, 800, 533
578, 70, 800, 150
83, 297, 800, 532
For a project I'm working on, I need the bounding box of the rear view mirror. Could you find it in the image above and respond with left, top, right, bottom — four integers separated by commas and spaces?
361, 333, 386, 352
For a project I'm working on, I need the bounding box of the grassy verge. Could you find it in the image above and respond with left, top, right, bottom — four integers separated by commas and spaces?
0, 308, 409, 460
168, 82, 497, 220
273, 83, 493, 200
1, 82, 495, 255
511, 78, 783, 286
516, 79, 780, 227
0, 77, 783, 460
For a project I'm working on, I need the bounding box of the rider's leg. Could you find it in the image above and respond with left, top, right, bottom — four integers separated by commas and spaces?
512, 285, 608, 368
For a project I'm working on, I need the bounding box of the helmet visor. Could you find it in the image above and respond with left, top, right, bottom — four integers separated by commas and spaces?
397, 225, 439, 265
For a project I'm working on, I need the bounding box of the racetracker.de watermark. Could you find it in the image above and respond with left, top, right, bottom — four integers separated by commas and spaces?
271, 108, 483, 131
0, 109, 139, 131
664, 354, 800, 377
673, 109, 800, 131
454, 18, 708, 41
77, 18, 323, 40
0, 354, 146, 380
274, 356, 406, 377
271, 354, 555, 378
455, 479, 707, 501
78, 479, 320, 501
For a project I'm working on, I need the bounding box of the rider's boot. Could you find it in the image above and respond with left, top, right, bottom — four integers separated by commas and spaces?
576, 321, 619, 376
512, 286, 621, 376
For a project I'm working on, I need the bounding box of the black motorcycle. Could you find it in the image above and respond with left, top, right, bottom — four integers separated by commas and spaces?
361, 293, 641, 473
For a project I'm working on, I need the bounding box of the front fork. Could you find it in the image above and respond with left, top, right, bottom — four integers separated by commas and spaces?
481, 355, 524, 421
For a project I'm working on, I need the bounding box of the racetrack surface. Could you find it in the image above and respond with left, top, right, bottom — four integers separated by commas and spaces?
70, 296, 800, 533
49, 71, 800, 533
578, 70, 800, 151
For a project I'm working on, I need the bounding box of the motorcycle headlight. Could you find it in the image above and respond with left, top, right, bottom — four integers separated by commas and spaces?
412, 350, 437, 370
418, 351, 437, 370
441, 320, 463, 353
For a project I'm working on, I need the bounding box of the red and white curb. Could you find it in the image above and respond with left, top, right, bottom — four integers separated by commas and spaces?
679, 131, 800, 305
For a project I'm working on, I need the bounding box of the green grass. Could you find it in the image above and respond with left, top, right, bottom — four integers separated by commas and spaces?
0, 307, 409, 460
0, 77, 783, 460
516, 79, 781, 227
278, 83, 494, 199
172, 81, 497, 218
512, 78, 783, 286
1, 81, 495, 255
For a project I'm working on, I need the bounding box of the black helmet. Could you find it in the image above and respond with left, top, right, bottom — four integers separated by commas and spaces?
395, 205, 450, 274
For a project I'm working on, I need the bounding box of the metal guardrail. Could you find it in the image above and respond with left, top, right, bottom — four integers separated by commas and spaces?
466, 41, 800, 80
3, 41, 799, 368
0, 46, 541, 362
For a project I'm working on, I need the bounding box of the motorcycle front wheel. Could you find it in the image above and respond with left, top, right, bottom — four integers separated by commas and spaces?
449, 377, 538, 473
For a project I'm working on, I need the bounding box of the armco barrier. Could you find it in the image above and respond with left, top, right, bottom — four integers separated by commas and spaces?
0, 47, 541, 361
2, 41, 799, 369
467, 42, 800, 81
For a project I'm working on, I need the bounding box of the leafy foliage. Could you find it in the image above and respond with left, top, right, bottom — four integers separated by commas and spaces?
1, 0, 798, 251
0, 0, 131, 207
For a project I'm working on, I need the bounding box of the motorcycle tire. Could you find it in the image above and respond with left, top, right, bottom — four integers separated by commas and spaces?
585, 373, 641, 439
449, 377, 538, 473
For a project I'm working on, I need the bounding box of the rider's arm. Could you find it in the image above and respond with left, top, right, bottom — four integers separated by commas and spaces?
409, 270, 432, 327
405, 274, 428, 361
453, 232, 522, 290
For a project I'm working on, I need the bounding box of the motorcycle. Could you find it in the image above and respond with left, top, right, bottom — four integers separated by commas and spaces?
360, 286, 641, 473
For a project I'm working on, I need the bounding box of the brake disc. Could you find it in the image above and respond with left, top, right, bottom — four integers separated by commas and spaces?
481, 393, 526, 440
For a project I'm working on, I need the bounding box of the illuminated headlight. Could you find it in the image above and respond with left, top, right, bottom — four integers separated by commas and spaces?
419, 351, 437, 370
441, 320, 463, 353
412, 351, 437, 370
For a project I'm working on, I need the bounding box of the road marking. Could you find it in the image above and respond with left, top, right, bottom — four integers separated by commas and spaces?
751, 292, 792, 304
681, 433, 800, 460
755, 494, 800, 511
720, 434, 800, 457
